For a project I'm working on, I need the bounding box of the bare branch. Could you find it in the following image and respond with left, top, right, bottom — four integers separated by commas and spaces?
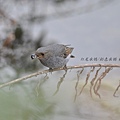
74, 68, 84, 102
35, 74, 49, 97
90, 65, 102, 97
113, 80, 120, 97
93, 67, 112, 98
79, 67, 95, 95
0, 64, 120, 89
53, 70, 67, 95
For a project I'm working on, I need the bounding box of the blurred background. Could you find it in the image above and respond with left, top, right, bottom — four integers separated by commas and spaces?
0, 0, 120, 120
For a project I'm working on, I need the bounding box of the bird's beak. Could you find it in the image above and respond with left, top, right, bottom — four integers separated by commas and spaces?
31, 54, 36, 59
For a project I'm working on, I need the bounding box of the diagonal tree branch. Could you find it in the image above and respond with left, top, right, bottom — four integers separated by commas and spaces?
0, 64, 120, 89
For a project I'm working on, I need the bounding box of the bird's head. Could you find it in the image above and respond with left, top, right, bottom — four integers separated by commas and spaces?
31, 51, 50, 60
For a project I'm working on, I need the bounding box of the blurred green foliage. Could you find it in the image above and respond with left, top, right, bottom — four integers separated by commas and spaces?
0, 82, 55, 120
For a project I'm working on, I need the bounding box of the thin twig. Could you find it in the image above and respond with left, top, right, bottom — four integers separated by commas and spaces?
113, 80, 120, 97
74, 68, 84, 102
93, 67, 112, 98
53, 70, 67, 95
35, 74, 49, 97
79, 67, 95, 95
90, 65, 101, 98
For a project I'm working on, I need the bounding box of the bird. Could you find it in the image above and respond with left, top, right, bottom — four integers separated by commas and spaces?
31, 44, 75, 70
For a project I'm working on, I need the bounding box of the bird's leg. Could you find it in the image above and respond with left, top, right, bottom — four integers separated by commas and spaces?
63, 65, 68, 73
49, 68, 53, 74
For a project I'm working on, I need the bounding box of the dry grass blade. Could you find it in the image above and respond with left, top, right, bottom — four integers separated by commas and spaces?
53, 70, 67, 96
79, 67, 95, 95
90, 65, 101, 97
93, 67, 112, 98
74, 68, 84, 102
113, 80, 120, 97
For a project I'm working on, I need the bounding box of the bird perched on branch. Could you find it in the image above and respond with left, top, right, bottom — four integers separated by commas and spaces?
31, 44, 75, 70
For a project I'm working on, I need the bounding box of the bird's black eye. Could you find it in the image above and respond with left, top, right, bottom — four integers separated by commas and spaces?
63, 53, 67, 58
40, 53, 44, 56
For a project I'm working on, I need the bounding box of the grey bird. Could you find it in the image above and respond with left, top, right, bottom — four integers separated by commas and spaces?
31, 44, 75, 70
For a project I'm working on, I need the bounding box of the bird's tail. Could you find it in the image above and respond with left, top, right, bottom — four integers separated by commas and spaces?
70, 55, 75, 58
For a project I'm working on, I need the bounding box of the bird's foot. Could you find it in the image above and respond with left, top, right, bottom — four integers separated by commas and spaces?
49, 68, 53, 74
63, 65, 68, 73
